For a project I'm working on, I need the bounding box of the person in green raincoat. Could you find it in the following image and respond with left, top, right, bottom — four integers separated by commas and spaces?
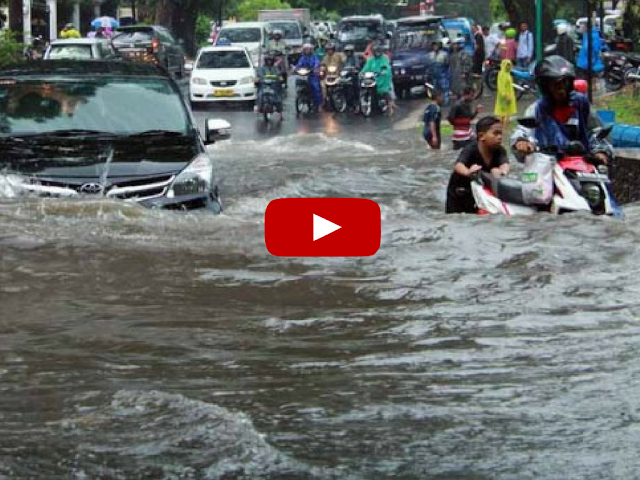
494, 59, 517, 140
361, 44, 395, 116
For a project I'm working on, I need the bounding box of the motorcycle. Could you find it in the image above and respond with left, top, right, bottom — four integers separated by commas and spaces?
471, 119, 621, 216
483, 53, 501, 91
322, 64, 340, 112
256, 75, 281, 122
603, 51, 640, 91
360, 71, 388, 117
511, 63, 538, 100
337, 67, 360, 114
269, 49, 288, 89
294, 67, 315, 116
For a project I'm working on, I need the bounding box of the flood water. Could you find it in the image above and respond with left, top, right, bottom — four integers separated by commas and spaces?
2, 118, 640, 479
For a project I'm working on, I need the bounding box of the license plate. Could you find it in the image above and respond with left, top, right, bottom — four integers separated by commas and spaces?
214, 89, 234, 97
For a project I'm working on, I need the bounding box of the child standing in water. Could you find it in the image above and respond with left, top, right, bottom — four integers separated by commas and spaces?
494, 59, 517, 141
422, 90, 442, 149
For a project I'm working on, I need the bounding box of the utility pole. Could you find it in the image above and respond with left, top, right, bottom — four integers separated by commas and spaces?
586, 0, 593, 102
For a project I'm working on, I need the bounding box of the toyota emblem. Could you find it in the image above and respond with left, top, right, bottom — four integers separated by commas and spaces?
79, 183, 103, 195
220, 81, 227, 86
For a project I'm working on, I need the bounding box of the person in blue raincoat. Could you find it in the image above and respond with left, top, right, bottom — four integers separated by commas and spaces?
427, 40, 450, 106
295, 43, 323, 111
576, 25, 604, 77
511, 56, 612, 164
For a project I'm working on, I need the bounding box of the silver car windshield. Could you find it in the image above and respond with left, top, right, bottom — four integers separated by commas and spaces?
0, 77, 190, 136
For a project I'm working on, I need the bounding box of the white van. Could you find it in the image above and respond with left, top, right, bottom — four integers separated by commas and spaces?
216, 21, 270, 66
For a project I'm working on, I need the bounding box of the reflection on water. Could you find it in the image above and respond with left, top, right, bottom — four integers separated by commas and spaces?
1, 129, 640, 478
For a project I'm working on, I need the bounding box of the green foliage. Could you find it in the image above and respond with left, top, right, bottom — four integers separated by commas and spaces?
196, 14, 212, 46
0, 30, 24, 67
235, 0, 292, 21
598, 89, 640, 125
490, 0, 507, 22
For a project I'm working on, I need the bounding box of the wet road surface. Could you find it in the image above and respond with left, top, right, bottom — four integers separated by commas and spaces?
1, 87, 640, 479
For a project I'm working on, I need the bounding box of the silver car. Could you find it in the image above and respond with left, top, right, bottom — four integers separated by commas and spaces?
44, 38, 117, 60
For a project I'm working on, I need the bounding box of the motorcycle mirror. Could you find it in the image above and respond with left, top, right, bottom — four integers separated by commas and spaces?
517, 117, 538, 129
596, 124, 614, 140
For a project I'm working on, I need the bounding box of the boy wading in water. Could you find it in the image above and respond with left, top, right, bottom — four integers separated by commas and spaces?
445, 116, 510, 214
422, 90, 443, 149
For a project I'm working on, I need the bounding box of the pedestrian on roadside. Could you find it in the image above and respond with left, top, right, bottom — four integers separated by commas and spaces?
473, 25, 486, 75
60, 23, 81, 39
516, 22, 534, 68
448, 86, 483, 150
449, 37, 473, 100
500, 28, 518, 62
484, 26, 500, 59
422, 90, 443, 149
494, 59, 517, 140
555, 22, 575, 64
427, 40, 450, 106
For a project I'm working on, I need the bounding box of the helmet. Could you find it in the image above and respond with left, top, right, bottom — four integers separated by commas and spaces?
326, 42, 336, 50
505, 28, 517, 39
574, 79, 588, 94
441, 38, 450, 49
556, 22, 568, 35
344, 44, 355, 52
264, 53, 275, 65
534, 55, 576, 96
317, 34, 327, 42
302, 43, 314, 53
374, 44, 384, 55
272, 29, 283, 38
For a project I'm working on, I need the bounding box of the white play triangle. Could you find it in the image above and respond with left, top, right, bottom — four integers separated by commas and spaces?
313, 214, 342, 241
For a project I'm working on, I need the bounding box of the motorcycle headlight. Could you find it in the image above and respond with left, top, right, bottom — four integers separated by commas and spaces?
401, 68, 406, 75
167, 154, 212, 199
238, 76, 254, 84
192, 77, 208, 85
328, 65, 337, 73
582, 183, 602, 208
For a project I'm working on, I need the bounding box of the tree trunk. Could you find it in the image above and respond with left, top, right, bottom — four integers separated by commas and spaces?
155, 0, 175, 27
173, 6, 197, 56
9, 0, 23, 41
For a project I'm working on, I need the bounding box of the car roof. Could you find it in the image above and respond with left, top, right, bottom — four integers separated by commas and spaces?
116, 24, 163, 31
340, 15, 384, 22
397, 15, 444, 24
49, 38, 108, 45
220, 22, 267, 29
0, 60, 170, 78
199, 46, 249, 53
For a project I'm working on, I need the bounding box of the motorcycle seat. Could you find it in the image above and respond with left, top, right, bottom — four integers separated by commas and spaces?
494, 177, 526, 205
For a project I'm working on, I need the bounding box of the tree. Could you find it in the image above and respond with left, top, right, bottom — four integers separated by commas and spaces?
235, 0, 291, 21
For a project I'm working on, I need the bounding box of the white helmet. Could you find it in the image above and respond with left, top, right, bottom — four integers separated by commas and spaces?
441, 37, 450, 49
556, 23, 568, 35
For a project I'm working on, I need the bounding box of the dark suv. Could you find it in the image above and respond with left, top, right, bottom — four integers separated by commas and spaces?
0, 60, 230, 212
112, 25, 186, 78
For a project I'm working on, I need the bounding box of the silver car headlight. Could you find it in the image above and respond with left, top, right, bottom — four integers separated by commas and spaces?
192, 77, 208, 85
167, 154, 212, 199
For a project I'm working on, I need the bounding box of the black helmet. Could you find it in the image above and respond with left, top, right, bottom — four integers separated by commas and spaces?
374, 44, 384, 55
535, 55, 576, 96
264, 53, 275, 64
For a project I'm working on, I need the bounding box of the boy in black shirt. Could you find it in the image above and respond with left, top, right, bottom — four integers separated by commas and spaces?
422, 90, 442, 149
445, 115, 510, 214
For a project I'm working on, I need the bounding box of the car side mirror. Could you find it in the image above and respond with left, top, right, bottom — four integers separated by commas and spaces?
205, 118, 231, 144
517, 117, 539, 129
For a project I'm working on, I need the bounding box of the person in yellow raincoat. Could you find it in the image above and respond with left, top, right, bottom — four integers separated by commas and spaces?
60, 23, 81, 39
494, 59, 517, 140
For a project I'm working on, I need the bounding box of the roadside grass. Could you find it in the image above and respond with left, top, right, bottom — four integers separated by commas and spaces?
597, 88, 640, 125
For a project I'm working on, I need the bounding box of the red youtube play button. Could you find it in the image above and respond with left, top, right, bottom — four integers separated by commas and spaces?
265, 198, 381, 257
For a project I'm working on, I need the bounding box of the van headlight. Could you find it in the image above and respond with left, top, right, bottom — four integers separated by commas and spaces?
192, 77, 208, 85
167, 154, 212, 198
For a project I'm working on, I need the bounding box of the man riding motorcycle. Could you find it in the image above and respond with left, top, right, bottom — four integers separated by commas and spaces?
361, 44, 394, 116
255, 53, 284, 121
512, 55, 613, 164
321, 42, 344, 107
294, 43, 323, 112
342, 44, 362, 111
268, 29, 289, 84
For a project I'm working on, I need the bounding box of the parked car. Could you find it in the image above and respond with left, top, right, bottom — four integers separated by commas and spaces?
44, 38, 117, 60
111, 25, 186, 78
0, 60, 229, 212
391, 15, 449, 98
216, 21, 270, 67
189, 46, 257, 107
